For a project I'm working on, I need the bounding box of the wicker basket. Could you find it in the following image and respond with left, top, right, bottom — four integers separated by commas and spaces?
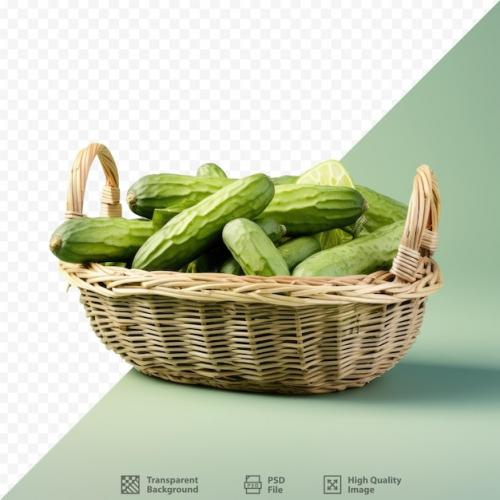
60, 143, 442, 394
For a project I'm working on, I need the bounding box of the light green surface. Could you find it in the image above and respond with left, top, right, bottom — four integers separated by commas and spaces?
6, 4, 500, 500
5, 367, 500, 500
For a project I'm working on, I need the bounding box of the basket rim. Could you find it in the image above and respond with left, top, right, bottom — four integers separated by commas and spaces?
60, 257, 442, 306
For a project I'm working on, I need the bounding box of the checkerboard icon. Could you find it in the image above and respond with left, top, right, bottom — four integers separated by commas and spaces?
121, 475, 140, 494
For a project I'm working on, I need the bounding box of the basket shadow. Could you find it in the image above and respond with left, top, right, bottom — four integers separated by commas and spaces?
133, 360, 500, 408
329, 361, 500, 406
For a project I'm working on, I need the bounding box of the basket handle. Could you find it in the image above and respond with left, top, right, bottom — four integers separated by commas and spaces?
65, 143, 122, 219
390, 165, 441, 283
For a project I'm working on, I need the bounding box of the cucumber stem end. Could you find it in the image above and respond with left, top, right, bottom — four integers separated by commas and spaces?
49, 234, 62, 254
126, 191, 136, 207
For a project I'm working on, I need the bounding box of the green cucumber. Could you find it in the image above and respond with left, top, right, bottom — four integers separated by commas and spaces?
151, 207, 179, 229
355, 185, 407, 233
127, 174, 231, 218
49, 217, 155, 264
293, 220, 404, 277
222, 218, 289, 276
150, 189, 225, 230
148, 178, 285, 235
197, 163, 228, 178
186, 253, 215, 273
259, 184, 367, 234
219, 257, 244, 275
252, 217, 287, 243
271, 175, 298, 185
150, 197, 198, 230
137, 175, 306, 222
314, 229, 353, 250
132, 174, 274, 270
216, 218, 286, 275
277, 236, 321, 270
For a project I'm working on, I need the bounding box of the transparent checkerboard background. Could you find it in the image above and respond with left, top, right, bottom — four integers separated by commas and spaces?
0, 1, 493, 495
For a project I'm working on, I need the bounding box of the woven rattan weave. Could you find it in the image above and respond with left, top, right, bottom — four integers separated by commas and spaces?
60, 144, 441, 394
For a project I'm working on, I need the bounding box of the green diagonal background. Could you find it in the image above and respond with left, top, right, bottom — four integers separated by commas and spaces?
5, 4, 500, 499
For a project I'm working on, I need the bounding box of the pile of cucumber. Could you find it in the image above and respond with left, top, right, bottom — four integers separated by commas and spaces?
50, 161, 408, 277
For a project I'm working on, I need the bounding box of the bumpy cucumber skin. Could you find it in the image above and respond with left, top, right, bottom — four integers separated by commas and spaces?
314, 229, 352, 250
152, 208, 179, 230
293, 220, 404, 277
132, 174, 274, 271
271, 175, 298, 185
222, 218, 290, 276
132, 175, 302, 221
50, 217, 154, 264
278, 236, 321, 270
355, 185, 407, 233
197, 163, 228, 178
127, 174, 231, 218
253, 217, 287, 243
151, 194, 210, 229
260, 184, 367, 234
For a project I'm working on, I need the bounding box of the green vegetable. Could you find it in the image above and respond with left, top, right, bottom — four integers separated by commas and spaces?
132, 174, 274, 270
252, 217, 287, 243
222, 218, 290, 276
197, 163, 228, 178
151, 196, 205, 230
271, 175, 298, 185
293, 220, 404, 277
216, 218, 286, 275
259, 184, 367, 234
295, 160, 359, 247
151, 191, 225, 230
277, 236, 321, 270
355, 185, 407, 233
103, 261, 128, 267
49, 217, 154, 264
137, 175, 307, 222
153, 209, 288, 240
152, 207, 182, 229
127, 174, 231, 218
219, 257, 243, 275
186, 253, 215, 273
314, 229, 353, 250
